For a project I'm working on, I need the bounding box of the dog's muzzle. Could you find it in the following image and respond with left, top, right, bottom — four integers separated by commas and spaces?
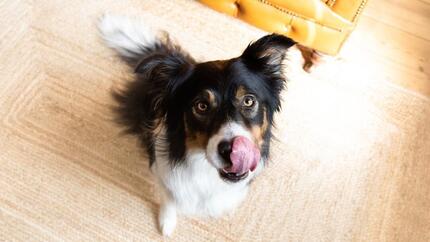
217, 136, 260, 182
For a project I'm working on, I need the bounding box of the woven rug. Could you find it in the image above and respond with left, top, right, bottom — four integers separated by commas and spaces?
1, 0, 429, 241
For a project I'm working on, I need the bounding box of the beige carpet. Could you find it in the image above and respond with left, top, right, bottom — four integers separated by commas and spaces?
1, 0, 429, 241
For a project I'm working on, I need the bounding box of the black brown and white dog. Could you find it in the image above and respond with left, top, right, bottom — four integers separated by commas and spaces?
99, 15, 295, 236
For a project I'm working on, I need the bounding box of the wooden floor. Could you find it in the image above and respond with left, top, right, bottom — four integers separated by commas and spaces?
0, 0, 429, 241
345, 0, 430, 97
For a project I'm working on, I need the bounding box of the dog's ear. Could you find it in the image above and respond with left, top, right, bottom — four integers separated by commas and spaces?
134, 51, 195, 108
241, 34, 295, 112
135, 52, 194, 94
241, 34, 295, 73
113, 50, 194, 137
134, 52, 194, 163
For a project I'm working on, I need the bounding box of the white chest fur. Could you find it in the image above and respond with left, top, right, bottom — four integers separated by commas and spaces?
150, 125, 263, 236
152, 149, 250, 217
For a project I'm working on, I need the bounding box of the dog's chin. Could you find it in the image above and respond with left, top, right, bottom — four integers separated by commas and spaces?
206, 155, 249, 183
218, 169, 249, 183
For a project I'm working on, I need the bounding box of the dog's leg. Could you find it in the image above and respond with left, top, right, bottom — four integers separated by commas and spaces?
159, 191, 177, 236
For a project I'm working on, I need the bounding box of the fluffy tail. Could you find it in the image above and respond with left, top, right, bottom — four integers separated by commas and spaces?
98, 14, 195, 166
98, 14, 160, 63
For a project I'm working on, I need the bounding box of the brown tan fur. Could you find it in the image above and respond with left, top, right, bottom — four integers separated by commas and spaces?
251, 108, 269, 147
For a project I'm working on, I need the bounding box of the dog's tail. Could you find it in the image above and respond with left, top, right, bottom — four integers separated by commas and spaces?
98, 14, 195, 161
98, 14, 164, 64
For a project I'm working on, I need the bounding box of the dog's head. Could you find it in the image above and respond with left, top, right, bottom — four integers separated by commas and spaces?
122, 34, 295, 182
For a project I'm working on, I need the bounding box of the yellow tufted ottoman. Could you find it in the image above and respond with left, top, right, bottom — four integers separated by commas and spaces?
199, 0, 367, 55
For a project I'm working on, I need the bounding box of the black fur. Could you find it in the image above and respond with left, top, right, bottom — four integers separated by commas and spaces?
113, 34, 295, 166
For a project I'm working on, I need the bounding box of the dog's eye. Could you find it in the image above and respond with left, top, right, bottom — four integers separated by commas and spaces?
242, 95, 256, 107
194, 101, 209, 114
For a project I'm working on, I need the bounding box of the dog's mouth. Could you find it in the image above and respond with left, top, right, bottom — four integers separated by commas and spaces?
218, 169, 249, 182
211, 135, 260, 183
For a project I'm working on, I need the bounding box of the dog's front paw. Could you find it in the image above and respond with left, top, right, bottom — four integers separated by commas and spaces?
159, 202, 177, 236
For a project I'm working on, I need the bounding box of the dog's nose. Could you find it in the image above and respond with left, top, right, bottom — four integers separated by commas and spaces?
217, 140, 232, 165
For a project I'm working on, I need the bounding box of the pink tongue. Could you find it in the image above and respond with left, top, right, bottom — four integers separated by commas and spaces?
225, 136, 260, 174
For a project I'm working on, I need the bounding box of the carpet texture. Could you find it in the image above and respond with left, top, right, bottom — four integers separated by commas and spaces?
1, 0, 429, 241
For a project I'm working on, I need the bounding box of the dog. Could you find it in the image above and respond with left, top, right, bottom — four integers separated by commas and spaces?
99, 14, 295, 236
